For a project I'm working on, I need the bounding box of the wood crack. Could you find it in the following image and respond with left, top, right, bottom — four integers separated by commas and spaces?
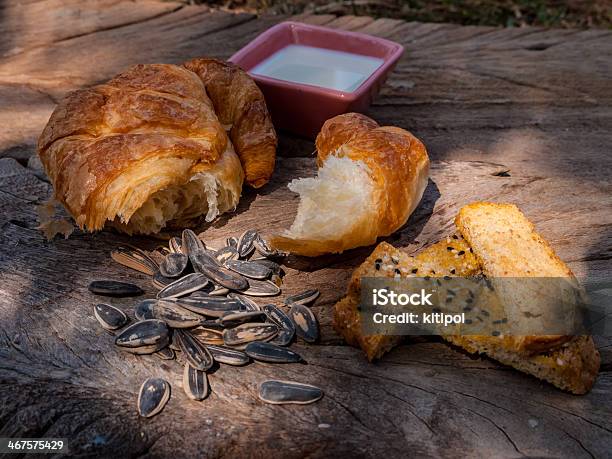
378, 386, 435, 435
326, 393, 381, 434
560, 428, 596, 459
186, 14, 257, 42
446, 390, 515, 415
514, 398, 612, 435
464, 407, 524, 456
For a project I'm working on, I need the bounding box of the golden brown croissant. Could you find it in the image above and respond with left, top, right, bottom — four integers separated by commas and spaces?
38, 61, 276, 235
270, 113, 429, 256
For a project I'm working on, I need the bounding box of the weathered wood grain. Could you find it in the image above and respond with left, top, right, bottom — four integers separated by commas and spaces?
0, 0, 184, 58
0, 2, 610, 457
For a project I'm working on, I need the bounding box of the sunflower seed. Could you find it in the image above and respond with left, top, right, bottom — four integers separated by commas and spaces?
245, 341, 303, 364
253, 235, 278, 258
190, 326, 224, 345
157, 273, 209, 299
148, 250, 166, 268
190, 248, 220, 271
169, 236, 183, 254
183, 363, 208, 401
152, 271, 174, 290
226, 236, 238, 248
186, 292, 241, 303
115, 319, 169, 354
224, 259, 271, 280
207, 345, 250, 366
197, 263, 248, 291
115, 319, 168, 347
152, 301, 204, 328
135, 299, 156, 320
155, 346, 175, 360
239, 279, 280, 297
93, 303, 128, 330
171, 297, 243, 318
272, 328, 295, 347
251, 259, 283, 276
215, 246, 239, 264
285, 289, 320, 306
191, 283, 229, 296
237, 229, 258, 258
138, 378, 170, 417
137, 336, 167, 354
174, 329, 214, 371
228, 293, 261, 311
220, 311, 267, 328
263, 304, 295, 346
159, 252, 188, 278
200, 319, 225, 329
223, 322, 278, 346
288, 303, 319, 343
169, 330, 180, 351
89, 280, 144, 297
111, 246, 158, 275
223, 342, 250, 351
182, 229, 205, 257
258, 380, 322, 405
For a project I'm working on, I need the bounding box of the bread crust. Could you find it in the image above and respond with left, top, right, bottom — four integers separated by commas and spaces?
444, 335, 600, 394
271, 113, 429, 256
38, 61, 274, 233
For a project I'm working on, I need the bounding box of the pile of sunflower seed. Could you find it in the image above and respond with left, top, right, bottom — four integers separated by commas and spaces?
90, 229, 323, 418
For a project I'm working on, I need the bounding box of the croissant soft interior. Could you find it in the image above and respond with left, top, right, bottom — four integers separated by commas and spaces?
38, 60, 276, 235
281, 155, 377, 246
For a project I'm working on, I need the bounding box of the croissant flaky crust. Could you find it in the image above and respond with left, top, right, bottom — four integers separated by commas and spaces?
270, 113, 429, 256
184, 58, 277, 189
38, 60, 276, 235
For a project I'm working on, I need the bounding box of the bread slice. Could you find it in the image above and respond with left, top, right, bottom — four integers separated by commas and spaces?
455, 202, 580, 353
333, 202, 600, 393
455, 202, 574, 278
333, 236, 481, 361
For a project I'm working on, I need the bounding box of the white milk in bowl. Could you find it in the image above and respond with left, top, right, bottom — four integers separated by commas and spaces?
250, 45, 384, 93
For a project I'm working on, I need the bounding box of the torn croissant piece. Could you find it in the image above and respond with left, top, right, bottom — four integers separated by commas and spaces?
38, 61, 276, 235
270, 113, 430, 256
333, 202, 600, 394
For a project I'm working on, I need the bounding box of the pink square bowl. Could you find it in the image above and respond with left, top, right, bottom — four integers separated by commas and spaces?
229, 21, 404, 138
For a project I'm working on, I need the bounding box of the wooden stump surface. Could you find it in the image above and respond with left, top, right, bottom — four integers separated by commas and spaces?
0, 1, 611, 457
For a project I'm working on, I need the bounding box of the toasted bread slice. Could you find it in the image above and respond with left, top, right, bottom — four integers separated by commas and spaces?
455, 202, 579, 353
455, 202, 573, 278
333, 236, 481, 361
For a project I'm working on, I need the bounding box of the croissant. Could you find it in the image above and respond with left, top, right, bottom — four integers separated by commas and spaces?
270, 113, 429, 256
38, 60, 276, 235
